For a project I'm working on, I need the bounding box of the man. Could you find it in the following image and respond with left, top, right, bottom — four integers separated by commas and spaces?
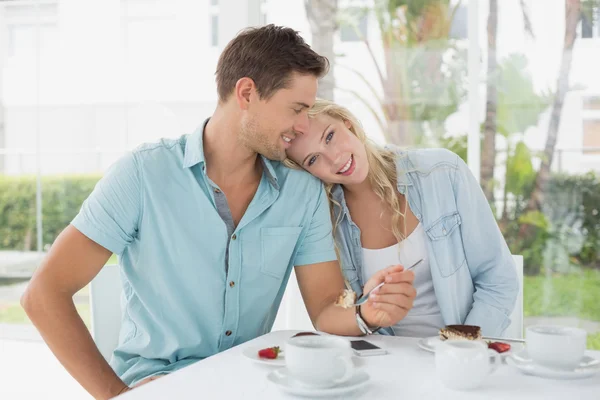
21, 25, 416, 399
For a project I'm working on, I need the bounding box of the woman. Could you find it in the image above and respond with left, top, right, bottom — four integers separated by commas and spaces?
285, 99, 518, 337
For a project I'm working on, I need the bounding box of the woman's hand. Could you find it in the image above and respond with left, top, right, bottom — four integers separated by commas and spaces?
359, 265, 417, 328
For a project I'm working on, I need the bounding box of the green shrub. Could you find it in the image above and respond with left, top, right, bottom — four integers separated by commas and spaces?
0, 175, 101, 250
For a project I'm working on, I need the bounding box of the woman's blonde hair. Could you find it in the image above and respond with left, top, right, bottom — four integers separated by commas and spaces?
284, 99, 408, 246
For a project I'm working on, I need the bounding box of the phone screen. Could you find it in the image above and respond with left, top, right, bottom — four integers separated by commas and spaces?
350, 340, 381, 351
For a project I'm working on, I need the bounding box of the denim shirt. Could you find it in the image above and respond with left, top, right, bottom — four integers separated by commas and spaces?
332, 147, 518, 337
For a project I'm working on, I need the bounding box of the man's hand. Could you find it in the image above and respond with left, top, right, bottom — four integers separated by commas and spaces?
359, 265, 416, 328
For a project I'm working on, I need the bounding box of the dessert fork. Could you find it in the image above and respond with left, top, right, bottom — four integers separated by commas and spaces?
352, 258, 424, 307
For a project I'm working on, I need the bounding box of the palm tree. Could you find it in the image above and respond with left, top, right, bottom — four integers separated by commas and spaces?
481, 0, 498, 203
494, 54, 549, 227
481, 0, 535, 203
0, 106, 4, 174
0, 72, 4, 174
517, 0, 585, 242
305, 0, 339, 100
337, 0, 466, 146
526, 0, 582, 213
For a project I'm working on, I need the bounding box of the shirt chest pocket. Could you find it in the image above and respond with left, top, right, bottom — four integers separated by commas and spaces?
425, 212, 466, 277
260, 227, 303, 279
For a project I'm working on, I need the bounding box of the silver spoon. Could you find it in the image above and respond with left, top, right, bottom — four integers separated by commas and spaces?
351, 258, 424, 307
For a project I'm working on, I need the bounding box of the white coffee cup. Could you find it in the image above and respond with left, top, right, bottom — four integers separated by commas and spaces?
526, 325, 587, 370
435, 340, 499, 390
284, 335, 354, 388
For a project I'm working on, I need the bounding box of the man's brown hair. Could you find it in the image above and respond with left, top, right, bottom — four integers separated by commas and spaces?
215, 24, 329, 102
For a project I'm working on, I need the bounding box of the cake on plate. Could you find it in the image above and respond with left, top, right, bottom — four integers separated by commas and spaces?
439, 325, 482, 341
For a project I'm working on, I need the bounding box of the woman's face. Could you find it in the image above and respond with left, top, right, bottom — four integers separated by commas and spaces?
286, 114, 369, 186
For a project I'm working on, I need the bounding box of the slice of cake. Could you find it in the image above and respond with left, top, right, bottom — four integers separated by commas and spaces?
335, 289, 357, 309
439, 325, 482, 341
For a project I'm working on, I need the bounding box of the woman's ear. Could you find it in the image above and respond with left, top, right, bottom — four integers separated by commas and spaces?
344, 119, 352, 129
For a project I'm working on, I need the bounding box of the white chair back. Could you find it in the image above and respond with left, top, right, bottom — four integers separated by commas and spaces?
272, 269, 313, 332
504, 255, 524, 338
89, 264, 122, 361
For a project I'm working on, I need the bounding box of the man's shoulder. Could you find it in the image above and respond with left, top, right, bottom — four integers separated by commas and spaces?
131, 135, 187, 161
103, 136, 188, 186
272, 162, 323, 192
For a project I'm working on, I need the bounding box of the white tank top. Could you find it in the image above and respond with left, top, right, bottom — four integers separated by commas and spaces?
361, 223, 445, 337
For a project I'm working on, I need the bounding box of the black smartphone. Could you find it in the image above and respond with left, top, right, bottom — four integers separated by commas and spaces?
350, 339, 388, 356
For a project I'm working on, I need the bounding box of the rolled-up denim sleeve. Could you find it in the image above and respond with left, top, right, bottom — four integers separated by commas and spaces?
294, 183, 337, 267
453, 154, 519, 335
71, 152, 142, 255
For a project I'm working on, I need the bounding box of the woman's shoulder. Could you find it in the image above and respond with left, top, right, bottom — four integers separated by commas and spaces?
384, 144, 461, 172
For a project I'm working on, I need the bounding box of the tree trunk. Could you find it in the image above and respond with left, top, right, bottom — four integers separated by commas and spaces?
305, 0, 338, 100
0, 49, 4, 174
383, 45, 413, 147
501, 146, 510, 227
526, 0, 581, 213
387, 119, 414, 147
519, 0, 535, 37
481, 0, 498, 204
518, 0, 581, 241
0, 104, 5, 174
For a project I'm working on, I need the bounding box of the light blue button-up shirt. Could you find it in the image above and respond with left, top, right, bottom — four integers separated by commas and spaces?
71, 121, 337, 385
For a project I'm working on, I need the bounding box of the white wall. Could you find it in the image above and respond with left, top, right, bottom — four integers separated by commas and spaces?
1, 0, 222, 175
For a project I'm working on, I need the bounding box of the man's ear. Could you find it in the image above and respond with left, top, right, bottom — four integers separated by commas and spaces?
234, 77, 256, 110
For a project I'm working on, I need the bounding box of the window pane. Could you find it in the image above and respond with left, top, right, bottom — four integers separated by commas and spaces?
0, 0, 220, 343
212, 14, 219, 47
480, 0, 600, 348
273, 0, 600, 349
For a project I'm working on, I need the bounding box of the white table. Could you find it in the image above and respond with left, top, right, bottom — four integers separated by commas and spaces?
117, 330, 600, 399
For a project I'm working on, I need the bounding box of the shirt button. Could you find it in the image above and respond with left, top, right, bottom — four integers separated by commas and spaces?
214, 188, 221, 194
442, 228, 447, 234
225, 330, 232, 336
229, 281, 235, 288
232, 234, 237, 240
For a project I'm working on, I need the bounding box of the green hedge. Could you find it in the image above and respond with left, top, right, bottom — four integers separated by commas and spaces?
511, 172, 600, 274
0, 175, 101, 250
1, 171, 599, 272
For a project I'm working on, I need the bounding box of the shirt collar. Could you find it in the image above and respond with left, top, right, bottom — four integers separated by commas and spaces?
182, 118, 279, 190
182, 119, 209, 169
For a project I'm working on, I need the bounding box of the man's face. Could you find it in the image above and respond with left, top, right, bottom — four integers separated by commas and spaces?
239, 73, 317, 161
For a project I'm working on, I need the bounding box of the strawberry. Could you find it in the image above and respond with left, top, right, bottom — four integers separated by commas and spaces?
488, 341, 511, 353
258, 346, 281, 359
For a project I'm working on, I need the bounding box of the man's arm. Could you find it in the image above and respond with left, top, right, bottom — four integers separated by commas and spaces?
295, 260, 416, 335
21, 226, 129, 399
22, 152, 142, 399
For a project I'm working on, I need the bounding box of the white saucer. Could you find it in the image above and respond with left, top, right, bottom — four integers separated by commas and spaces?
506, 349, 600, 380
267, 367, 370, 397
418, 336, 523, 357
242, 345, 285, 367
